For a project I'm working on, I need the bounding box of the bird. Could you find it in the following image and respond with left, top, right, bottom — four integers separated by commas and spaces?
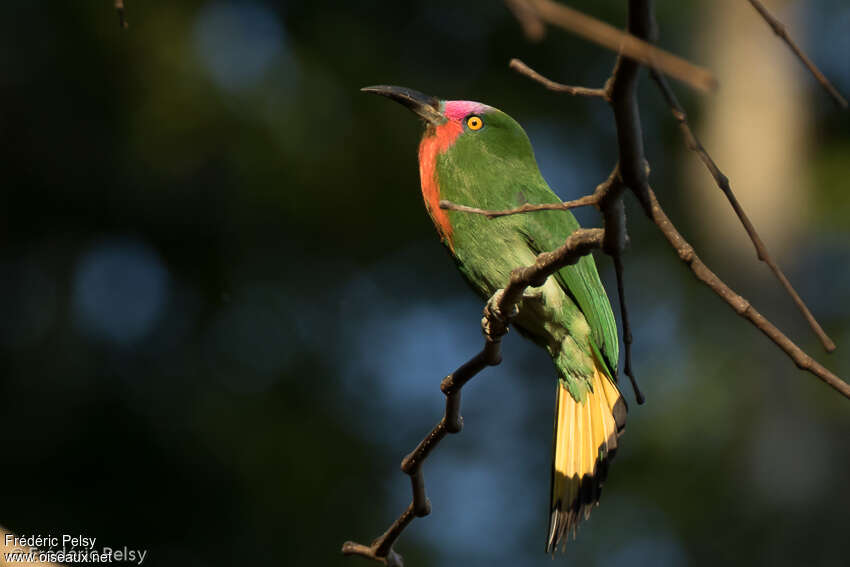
362, 85, 627, 552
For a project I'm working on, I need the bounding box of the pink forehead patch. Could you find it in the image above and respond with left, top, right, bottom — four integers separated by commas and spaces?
443, 100, 490, 122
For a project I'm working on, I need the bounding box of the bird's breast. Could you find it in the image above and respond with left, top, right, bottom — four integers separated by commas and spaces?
418, 121, 463, 249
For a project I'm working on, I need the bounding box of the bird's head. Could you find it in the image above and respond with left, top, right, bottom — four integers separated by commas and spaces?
361, 85, 542, 248
361, 85, 535, 163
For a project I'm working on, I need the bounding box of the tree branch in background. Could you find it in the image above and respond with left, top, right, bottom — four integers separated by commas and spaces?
509, 0, 718, 93
342, 0, 850, 564
643, 186, 850, 398
745, 0, 847, 108
504, 0, 546, 42
342, 230, 604, 566
649, 69, 836, 352
508, 0, 849, 396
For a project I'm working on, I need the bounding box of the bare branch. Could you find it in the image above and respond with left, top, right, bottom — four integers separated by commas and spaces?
515, 0, 717, 93
613, 253, 644, 403
439, 194, 599, 219
746, 0, 847, 108
644, 186, 850, 400
509, 58, 608, 99
504, 0, 546, 42
594, 171, 645, 402
341, 229, 604, 565
649, 69, 836, 352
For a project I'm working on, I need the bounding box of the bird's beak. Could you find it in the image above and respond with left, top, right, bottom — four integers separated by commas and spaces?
361, 85, 445, 126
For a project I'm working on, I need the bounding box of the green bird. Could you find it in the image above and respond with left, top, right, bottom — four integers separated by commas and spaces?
363, 85, 627, 551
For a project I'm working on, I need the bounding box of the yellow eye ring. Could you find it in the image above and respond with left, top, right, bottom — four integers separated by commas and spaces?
466, 115, 483, 130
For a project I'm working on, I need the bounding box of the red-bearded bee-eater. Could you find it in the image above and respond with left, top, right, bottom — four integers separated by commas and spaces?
362, 85, 627, 552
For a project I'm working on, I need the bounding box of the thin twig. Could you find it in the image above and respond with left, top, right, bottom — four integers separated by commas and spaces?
649, 69, 836, 352
115, 0, 128, 29
613, 253, 643, 403
342, 229, 604, 565
643, 186, 850, 399
438, 194, 599, 218
595, 171, 644, 403
516, 0, 717, 93
746, 0, 847, 108
509, 59, 608, 99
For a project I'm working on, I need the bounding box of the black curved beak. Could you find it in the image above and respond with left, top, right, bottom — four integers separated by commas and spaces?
361, 85, 445, 125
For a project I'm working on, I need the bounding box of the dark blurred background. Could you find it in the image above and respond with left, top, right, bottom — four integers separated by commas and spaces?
1, 1, 849, 566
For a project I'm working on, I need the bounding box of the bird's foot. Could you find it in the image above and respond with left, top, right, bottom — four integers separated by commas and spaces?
482, 289, 518, 343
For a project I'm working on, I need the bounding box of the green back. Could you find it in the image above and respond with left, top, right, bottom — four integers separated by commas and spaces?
433, 107, 619, 377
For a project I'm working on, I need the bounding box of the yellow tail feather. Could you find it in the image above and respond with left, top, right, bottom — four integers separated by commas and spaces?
547, 357, 627, 552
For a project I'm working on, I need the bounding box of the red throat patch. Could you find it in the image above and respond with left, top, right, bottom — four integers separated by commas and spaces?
418, 120, 463, 249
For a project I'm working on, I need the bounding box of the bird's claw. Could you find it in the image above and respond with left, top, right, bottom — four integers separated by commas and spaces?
481, 289, 518, 342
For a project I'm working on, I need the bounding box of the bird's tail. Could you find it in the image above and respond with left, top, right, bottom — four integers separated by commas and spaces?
547, 354, 627, 552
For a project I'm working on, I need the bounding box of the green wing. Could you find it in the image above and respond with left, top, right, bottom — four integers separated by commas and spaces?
516, 183, 620, 378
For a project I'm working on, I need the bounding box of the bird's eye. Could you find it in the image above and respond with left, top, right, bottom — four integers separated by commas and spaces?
466, 115, 483, 130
